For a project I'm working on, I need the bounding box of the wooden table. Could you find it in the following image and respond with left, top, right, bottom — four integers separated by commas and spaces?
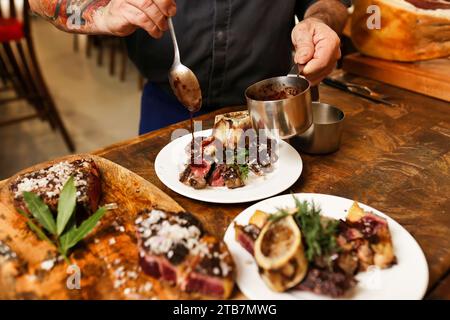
94, 75, 450, 299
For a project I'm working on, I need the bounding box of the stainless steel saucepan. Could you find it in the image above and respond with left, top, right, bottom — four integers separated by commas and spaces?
245, 67, 315, 139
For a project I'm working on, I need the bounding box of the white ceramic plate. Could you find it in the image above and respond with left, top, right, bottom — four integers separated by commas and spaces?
224, 193, 429, 300
155, 129, 303, 204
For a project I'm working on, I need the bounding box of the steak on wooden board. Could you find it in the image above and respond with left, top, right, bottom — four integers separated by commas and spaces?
10, 159, 101, 219
136, 209, 235, 299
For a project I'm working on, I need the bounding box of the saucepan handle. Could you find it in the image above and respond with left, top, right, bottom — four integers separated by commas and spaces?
288, 64, 320, 102
311, 85, 320, 102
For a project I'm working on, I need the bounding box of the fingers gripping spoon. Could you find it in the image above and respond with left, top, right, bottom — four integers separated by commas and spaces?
167, 17, 202, 113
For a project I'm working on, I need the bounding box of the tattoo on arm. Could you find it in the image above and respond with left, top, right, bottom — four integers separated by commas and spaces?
30, 0, 111, 33
304, 0, 348, 34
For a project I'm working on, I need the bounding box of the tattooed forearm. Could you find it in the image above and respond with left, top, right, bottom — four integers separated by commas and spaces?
29, 0, 111, 33
304, 0, 348, 34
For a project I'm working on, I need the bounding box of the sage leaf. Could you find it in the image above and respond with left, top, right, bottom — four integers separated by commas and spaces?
59, 223, 78, 254
56, 177, 77, 235
23, 191, 56, 235
17, 209, 53, 245
61, 207, 107, 251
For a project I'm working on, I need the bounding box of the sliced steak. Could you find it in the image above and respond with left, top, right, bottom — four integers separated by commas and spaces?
223, 166, 245, 189
234, 223, 260, 255
136, 209, 235, 298
179, 160, 212, 190
10, 158, 101, 218
180, 235, 235, 298
208, 164, 226, 187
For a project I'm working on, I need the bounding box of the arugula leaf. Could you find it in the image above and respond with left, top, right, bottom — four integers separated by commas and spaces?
23, 192, 56, 235
56, 177, 77, 235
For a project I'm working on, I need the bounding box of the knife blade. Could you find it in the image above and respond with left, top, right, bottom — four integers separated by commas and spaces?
323, 77, 398, 107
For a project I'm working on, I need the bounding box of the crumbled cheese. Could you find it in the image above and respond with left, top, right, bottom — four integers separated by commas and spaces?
135, 217, 143, 225
123, 288, 131, 295
40, 258, 56, 271
114, 279, 125, 289
109, 237, 116, 245
141, 282, 153, 292
0, 241, 17, 261
139, 217, 201, 256
220, 260, 231, 277
127, 271, 138, 279
136, 209, 233, 279
13, 160, 92, 203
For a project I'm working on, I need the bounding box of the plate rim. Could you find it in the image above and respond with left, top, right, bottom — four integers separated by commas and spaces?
223, 192, 430, 300
155, 129, 303, 204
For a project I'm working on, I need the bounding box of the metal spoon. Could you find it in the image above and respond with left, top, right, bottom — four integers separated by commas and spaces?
167, 17, 202, 113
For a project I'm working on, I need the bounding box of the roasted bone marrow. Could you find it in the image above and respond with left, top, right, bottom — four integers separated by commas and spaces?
234, 201, 397, 297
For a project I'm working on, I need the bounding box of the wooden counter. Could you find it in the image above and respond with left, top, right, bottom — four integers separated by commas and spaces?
94, 76, 450, 299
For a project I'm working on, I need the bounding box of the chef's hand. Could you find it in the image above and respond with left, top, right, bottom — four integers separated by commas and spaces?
97, 0, 176, 38
291, 17, 341, 85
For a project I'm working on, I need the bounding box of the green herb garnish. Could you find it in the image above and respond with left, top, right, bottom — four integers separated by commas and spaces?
237, 164, 249, 180
267, 197, 339, 263
293, 197, 339, 262
236, 148, 249, 164
18, 177, 109, 263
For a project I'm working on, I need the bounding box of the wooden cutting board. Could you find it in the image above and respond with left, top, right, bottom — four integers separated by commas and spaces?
0, 154, 205, 300
343, 53, 450, 102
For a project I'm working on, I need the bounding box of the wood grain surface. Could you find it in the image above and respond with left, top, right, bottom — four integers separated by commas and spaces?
94, 80, 450, 299
343, 53, 450, 102
0, 154, 207, 299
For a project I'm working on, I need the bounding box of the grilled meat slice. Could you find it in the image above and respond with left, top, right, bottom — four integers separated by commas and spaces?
223, 165, 245, 189
179, 160, 213, 190
208, 164, 226, 187
180, 235, 235, 298
234, 223, 261, 255
136, 209, 235, 298
208, 164, 245, 189
10, 159, 101, 217
342, 202, 397, 270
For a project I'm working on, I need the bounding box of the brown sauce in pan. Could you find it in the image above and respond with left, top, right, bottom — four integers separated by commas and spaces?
249, 83, 301, 101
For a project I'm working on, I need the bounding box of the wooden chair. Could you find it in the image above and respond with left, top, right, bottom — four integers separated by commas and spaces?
83, 34, 145, 88
0, 0, 75, 151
